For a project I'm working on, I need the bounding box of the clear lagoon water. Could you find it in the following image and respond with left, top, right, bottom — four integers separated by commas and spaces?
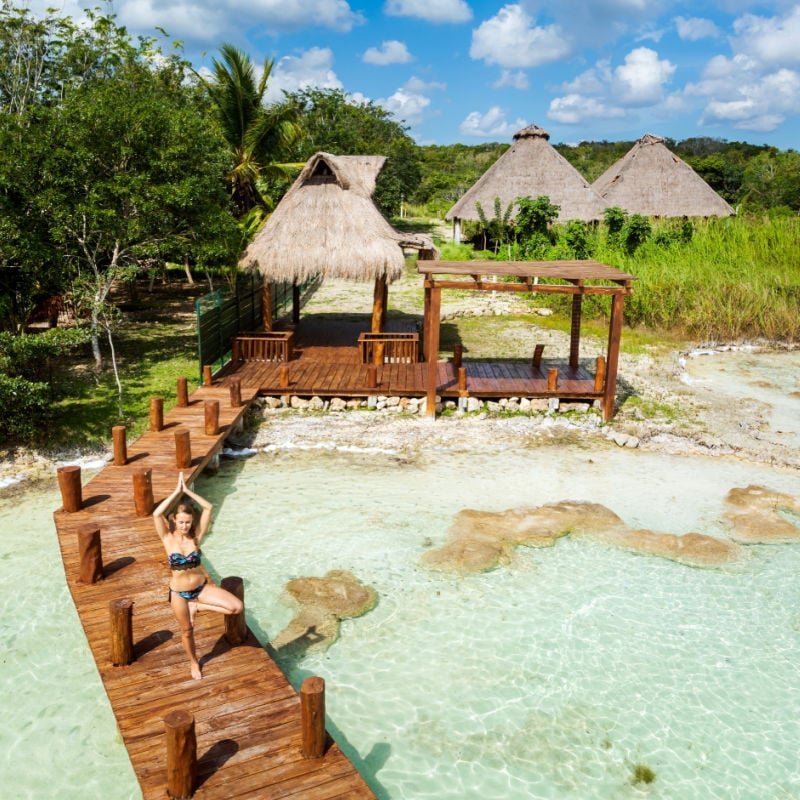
2, 349, 800, 799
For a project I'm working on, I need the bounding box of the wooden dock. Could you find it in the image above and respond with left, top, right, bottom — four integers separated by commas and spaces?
52, 381, 376, 799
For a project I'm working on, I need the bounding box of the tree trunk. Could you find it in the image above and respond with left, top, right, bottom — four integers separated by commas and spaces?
90, 308, 102, 370
183, 255, 194, 285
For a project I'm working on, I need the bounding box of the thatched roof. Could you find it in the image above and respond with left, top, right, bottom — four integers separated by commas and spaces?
240, 152, 434, 284
592, 134, 735, 217
445, 124, 606, 223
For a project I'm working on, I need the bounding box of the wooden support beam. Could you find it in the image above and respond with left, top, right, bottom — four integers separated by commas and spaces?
381, 279, 388, 329
547, 368, 559, 392
371, 275, 387, 333
458, 367, 467, 394
262, 282, 273, 332
569, 294, 582, 369
532, 344, 544, 370
594, 356, 606, 393
301, 677, 327, 759
77, 524, 103, 584
164, 710, 196, 800
150, 397, 164, 432
57, 465, 83, 513
221, 576, 247, 646
204, 401, 219, 436
603, 293, 625, 421
367, 364, 378, 390
426, 287, 442, 417
132, 468, 154, 517
176, 377, 189, 408
112, 426, 127, 467
279, 365, 289, 389
453, 343, 463, 369
109, 598, 133, 666
292, 282, 300, 325
422, 285, 431, 361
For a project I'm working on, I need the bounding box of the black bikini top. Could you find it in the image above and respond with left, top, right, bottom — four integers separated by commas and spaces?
168, 549, 201, 571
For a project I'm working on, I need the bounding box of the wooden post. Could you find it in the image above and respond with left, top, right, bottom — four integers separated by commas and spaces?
532, 344, 544, 370
603, 293, 625, 421
112, 425, 127, 466
594, 356, 606, 393
371, 275, 387, 333
547, 367, 559, 392
569, 293, 582, 369
453, 343, 463, 369
458, 367, 467, 394
132, 468, 154, 517
292, 282, 301, 325
221, 576, 247, 646
300, 676, 326, 759
262, 281, 273, 332
202, 365, 213, 387
373, 342, 384, 366
367, 364, 378, 390
381, 280, 388, 329
176, 377, 189, 408
425, 287, 442, 417
174, 428, 192, 469
57, 465, 83, 513
279, 365, 289, 389
229, 378, 242, 408
422, 285, 431, 361
109, 598, 134, 666
150, 397, 164, 432
164, 710, 196, 800
204, 400, 219, 436
78, 524, 103, 584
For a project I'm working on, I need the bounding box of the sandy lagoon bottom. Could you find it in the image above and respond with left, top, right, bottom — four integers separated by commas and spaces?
3, 441, 800, 799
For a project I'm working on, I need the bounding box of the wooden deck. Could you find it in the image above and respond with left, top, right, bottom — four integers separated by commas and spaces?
53, 383, 376, 799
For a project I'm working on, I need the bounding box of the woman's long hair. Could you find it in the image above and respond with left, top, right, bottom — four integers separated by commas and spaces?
170, 500, 198, 539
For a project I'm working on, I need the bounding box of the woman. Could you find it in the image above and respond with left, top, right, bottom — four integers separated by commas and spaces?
153, 472, 243, 680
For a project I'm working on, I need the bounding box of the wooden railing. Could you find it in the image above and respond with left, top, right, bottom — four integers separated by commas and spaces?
232, 331, 294, 362
358, 332, 419, 364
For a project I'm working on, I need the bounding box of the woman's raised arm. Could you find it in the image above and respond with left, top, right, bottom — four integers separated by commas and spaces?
178, 473, 213, 541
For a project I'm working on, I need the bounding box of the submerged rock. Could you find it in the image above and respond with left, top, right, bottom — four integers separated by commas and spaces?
271, 569, 378, 655
724, 485, 800, 544
421, 500, 745, 573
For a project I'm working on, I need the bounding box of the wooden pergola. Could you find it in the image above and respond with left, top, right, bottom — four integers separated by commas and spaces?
419, 260, 637, 420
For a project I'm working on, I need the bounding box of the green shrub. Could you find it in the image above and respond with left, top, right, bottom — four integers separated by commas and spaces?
0, 374, 51, 443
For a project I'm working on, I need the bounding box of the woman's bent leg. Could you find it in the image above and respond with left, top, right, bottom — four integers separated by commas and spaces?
170, 591, 202, 680
195, 582, 244, 616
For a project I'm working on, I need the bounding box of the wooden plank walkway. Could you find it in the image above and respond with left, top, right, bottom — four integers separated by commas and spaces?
53, 383, 376, 800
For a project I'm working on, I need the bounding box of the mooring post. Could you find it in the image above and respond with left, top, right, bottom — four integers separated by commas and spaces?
132, 468, 154, 517
453, 343, 463, 369
300, 676, 326, 759
532, 344, 545, 370
174, 428, 192, 469
164, 710, 196, 800
57, 465, 83, 512
78, 524, 103, 583
547, 367, 559, 392
150, 397, 164, 432
109, 598, 134, 666
177, 377, 189, 408
221, 576, 247, 645
202, 365, 213, 387
229, 378, 242, 408
594, 355, 606, 393
204, 400, 219, 436
112, 425, 128, 466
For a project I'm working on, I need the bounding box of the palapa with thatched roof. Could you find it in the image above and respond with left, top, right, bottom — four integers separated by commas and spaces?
592, 134, 735, 218
445, 124, 606, 240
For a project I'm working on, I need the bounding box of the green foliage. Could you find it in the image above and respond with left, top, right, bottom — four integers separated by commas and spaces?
740, 150, 800, 211
515, 196, 560, 239
0, 373, 50, 442
603, 207, 628, 239
622, 214, 652, 254
564, 220, 593, 259
474, 197, 514, 252
0, 327, 89, 381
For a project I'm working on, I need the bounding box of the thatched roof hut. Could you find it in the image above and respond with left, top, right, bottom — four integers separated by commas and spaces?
445, 125, 606, 231
592, 134, 735, 217
240, 152, 435, 285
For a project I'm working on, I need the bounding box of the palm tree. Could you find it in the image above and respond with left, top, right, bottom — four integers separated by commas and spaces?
204, 44, 300, 216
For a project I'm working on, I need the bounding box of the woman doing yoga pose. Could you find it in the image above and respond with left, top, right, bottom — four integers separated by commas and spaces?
153, 473, 243, 680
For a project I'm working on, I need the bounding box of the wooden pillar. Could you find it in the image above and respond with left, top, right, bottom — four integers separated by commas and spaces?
366, 364, 378, 390
569, 293, 582, 369
532, 344, 544, 371
425, 287, 442, 417
150, 397, 164, 432
301, 677, 326, 759
221, 576, 247, 646
202, 365, 213, 387
381, 280, 388, 329
133, 468, 154, 517
594, 356, 606, 393
279, 365, 289, 390
204, 401, 219, 436
292, 282, 300, 325
262, 281, 273, 332
229, 378, 242, 408
422, 285, 431, 361
547, 368, 559, 392
57, 465, 83, 512
371, 275, 387, 333
164, 710, 196, 800
453, 344, 463, 369
78, 524, 103, 584
603, 293, 625, 421
174, 428, 191, 469
176, 377, 189, 408
458, 367, 467, 394
109, 598, 134, 666
112, 426, 127, 466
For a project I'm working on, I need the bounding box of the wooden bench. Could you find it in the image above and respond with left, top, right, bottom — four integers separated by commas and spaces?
232, 331, 294, 362
358, 331, 419, 364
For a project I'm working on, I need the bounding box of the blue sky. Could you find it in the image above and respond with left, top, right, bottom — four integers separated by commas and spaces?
40, 0, 800, 148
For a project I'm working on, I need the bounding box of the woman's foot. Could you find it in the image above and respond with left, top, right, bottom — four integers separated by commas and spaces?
190, 660, 202, 680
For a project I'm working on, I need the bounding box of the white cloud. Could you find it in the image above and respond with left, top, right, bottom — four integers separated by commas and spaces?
119, 0, 227, 41
384, 0, 472, 23
470, 4, 570, 68
732, 5, 800, 65
376, 76, 444, 126
547, 94, 625, 124
227, 0, 364, 32
404, 76, 446, 92
561, 61, 612, 94
363, 40, 412, 65
263, 48, 342, 103
493, 70, 529, 89
459, 106, 527, 137
675, 16, 720, 41
612, 47, 675, 105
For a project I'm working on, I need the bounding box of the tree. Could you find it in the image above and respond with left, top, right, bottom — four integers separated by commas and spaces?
204, 44, 300, 216
741, 150, 800, 211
